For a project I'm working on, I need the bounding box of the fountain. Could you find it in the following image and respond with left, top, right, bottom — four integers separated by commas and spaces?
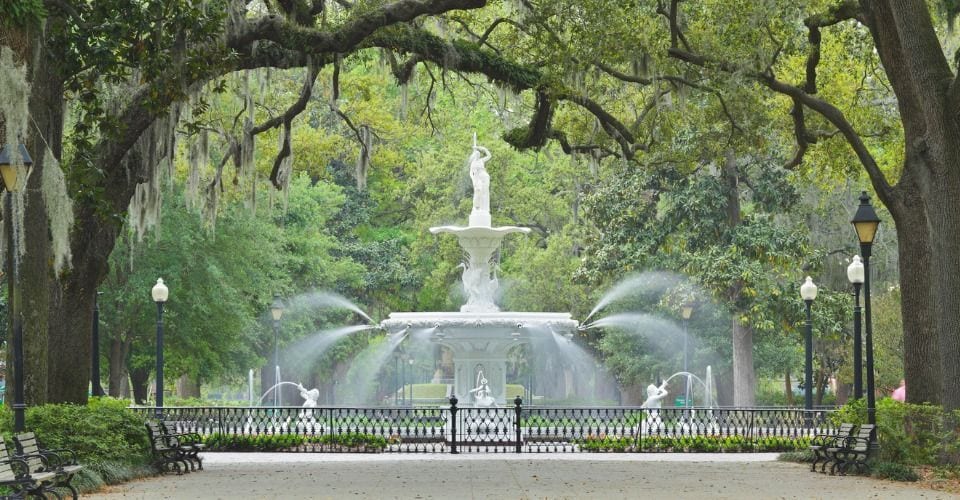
380, 136, 578, 404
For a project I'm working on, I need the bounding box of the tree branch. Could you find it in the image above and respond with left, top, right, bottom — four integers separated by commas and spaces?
555, 91, 636, 160
594, 62, 743, 134
667, 43, 892, 195
251, 60, 323, 135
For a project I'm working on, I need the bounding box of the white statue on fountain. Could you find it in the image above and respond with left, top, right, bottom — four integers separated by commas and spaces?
295, 383, 321, 432
641, 380, 669, 433
468, 133, 492, 227
641, 381, 669, 409
469, 369, 497, 407
297, 383, 320, 408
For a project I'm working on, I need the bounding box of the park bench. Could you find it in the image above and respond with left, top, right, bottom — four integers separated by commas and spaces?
0, 442, 59, 499
13, 432, 83, 500
145, 421, 192, 475
825, 423, 876, 475
161, 421, 206, 471
809, 422, 854, 473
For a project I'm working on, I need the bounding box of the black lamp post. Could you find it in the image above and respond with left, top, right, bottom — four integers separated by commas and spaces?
0, 143, 33, 433
680, 302, 694, 409
800, 276, 818, 414
151, 278, 169, 419
91, 291, 105, 396
847, 255, 865, 399
851, 191, 880, 433
270, 294, 284, 408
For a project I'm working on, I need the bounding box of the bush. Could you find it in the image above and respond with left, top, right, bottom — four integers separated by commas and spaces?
871, 461, 920, 482
202, 432, 388, 452
0, 397, 153, 493
830, 398, 957, 466
574, 435, 810, 453
203, 433, 305, 451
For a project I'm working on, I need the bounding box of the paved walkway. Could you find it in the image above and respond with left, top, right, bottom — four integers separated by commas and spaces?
90, 453, 956, 499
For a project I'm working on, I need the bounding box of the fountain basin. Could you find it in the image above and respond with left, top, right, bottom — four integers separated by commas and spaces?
381, 312, 578, 404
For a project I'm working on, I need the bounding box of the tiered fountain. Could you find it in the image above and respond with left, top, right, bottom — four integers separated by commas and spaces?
380, 138, 578, 405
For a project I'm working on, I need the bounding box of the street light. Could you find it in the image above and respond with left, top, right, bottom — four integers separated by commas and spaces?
800, 276, 818, 413
680, 302, 694, 410
851, 191, 880, 433
92, 291, 105, 396
151, 278, 169, 419
270, 294, 284, 407
0, 143, 33, 433
847, 255, 865, 399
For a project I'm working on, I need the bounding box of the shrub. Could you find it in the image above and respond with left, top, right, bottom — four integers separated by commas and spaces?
203, 433, 305, 451
0, 397, 153, 493
871, 461, 919, 482
575, 435, 809, 453
202, 432, 389, 451
831, 399, 958, 466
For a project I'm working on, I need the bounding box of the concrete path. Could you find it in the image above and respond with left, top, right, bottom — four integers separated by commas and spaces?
90, 453, 956, 499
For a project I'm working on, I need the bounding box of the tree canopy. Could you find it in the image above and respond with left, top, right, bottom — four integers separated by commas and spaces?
1, 0, 958, 413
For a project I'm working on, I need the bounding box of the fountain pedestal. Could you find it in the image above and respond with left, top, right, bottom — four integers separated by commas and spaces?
429, 225, 529, 313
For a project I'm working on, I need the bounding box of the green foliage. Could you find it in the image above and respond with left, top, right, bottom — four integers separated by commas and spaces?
314, 433, 388, 449
202, 433, 305, 451
574, 434, 809, 453
0, 0, 46, 27
830, 399, 959, 466
0, 398, 152, 493
871, 461, 920, 482
202, 432, 388, 451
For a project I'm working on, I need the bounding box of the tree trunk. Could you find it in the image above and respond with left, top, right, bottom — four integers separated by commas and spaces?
108, 338, 131, 398
815, 370, 828, 406
720, 152, 756, 407
714, 369, 734, 406
784, 370, 794, 406
176, 374, 201, 398
731, 317, 756, 406
618, 382, 645, 405
886, 174, 940, 404
129, 367, 150, 405
863, 0, 960, 411
5, 22, 60, 408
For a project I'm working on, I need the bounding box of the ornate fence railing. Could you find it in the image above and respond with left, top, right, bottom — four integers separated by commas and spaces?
133, 398, 834, 454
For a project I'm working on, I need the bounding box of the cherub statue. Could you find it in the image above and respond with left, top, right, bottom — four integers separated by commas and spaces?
297, 383, 320, 408
469, 369, 497, 407
641, 380, 669, 409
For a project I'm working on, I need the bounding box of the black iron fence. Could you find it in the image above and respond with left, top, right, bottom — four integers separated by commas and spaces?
135, 398, 834, 454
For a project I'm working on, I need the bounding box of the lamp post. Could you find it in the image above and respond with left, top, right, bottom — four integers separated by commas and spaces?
800, 276, 818, 414
680, 302, 694, 409
270, 294, 284, 408
851, 191, 880, 434
151, 278, 168, 419
91, 291, 105, 396
0, 143, 32, 433
847, 255, 865, 399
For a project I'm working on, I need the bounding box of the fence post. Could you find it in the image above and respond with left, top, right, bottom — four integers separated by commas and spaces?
514, 396, 523, 453
218, 407, 225, 436
449, 397, 459, 454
